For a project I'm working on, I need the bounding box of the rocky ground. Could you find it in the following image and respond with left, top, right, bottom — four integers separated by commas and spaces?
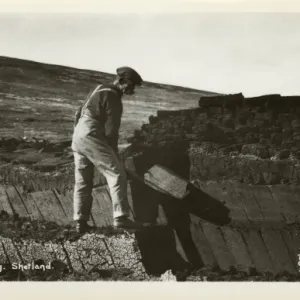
1, 210, 300, 282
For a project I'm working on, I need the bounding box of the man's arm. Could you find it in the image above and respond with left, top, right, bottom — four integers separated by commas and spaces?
102, 91, 123, 152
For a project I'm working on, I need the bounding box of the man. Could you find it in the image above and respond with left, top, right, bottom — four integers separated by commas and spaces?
72, 66, 145, 233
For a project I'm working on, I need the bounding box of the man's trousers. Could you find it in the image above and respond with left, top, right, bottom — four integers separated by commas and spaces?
72, 135, 130, 221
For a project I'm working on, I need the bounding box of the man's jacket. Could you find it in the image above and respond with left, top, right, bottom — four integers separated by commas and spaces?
73, 84, 123, 152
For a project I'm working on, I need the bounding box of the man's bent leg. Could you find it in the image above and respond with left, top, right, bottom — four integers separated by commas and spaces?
104, 151, 130, 219
73, 151, 94, 221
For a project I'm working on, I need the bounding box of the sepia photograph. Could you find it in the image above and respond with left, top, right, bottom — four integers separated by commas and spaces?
0, 0, 300, 296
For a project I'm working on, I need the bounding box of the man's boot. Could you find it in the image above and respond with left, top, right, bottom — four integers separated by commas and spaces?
75, 220, 95, 234
113, 216, 151, 230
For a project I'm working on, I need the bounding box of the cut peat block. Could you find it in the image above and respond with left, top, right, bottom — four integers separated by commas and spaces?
144, 164, 190, 199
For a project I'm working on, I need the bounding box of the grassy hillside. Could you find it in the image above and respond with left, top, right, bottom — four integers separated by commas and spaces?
0, 56, 219, 145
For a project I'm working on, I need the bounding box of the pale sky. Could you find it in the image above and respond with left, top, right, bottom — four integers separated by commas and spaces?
0, 12, 299, 97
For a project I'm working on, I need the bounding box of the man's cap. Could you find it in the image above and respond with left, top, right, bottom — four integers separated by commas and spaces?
116, 66, 143, 86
